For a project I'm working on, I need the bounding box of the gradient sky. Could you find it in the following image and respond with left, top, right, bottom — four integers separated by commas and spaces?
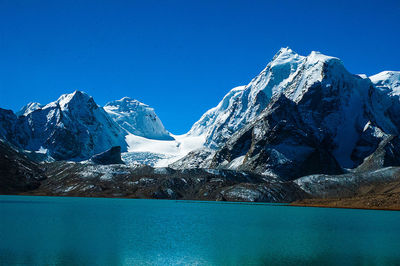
0, 0, 399, 134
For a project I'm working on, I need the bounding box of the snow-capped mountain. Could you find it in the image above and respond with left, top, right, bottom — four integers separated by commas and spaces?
1, 48, 399, 178
1, 91, 127, 160
104, 97, 173, 140
177, 48, 400, 178
188, 47, 305, 148
16, 102, 43, 117
370, 71, 400, 95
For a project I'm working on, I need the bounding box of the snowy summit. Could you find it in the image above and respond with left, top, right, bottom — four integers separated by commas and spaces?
104, 97, 174, 141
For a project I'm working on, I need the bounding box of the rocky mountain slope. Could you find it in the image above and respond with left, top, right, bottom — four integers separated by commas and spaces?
0, 139, 46, 193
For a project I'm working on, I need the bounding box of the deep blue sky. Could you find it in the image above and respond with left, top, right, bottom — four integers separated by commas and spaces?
0, 0, 399, 134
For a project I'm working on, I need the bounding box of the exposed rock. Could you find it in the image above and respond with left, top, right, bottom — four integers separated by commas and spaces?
0, 139, 46, 193
169, 148, 215, 169
152, 188, 179, 199
23, 162, 307, 203
294, 167, 400, 199
355, 135, 400, 173
220, 183, 307, 202
91, 146, 124, 165
211, 94, 343, 180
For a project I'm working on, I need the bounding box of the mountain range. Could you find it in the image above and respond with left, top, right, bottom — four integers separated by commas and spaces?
1, 47, 400, 206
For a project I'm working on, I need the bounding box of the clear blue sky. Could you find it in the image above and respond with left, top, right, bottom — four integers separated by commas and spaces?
0, 0, 399, 134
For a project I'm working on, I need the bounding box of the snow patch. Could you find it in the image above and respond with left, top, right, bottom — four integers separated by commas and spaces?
124, 133, 205, 167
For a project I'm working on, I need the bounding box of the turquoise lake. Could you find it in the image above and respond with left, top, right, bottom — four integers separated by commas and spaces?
1, 195, 400, 265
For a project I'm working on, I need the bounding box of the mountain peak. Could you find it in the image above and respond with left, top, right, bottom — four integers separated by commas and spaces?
306, 51, 341, 65
370, 71, 400, 95
270, 47, 303, 67
273, 47, 293, 57
43, 90, 94, 110
16, 102, 43, 116
106, 97, 150, 111
370, 71, 400, 82
104, 97, 173, 140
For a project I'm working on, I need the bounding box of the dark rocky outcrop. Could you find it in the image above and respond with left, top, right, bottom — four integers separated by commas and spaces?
294, 166, 400, 199
293, 166, 400, 210
91, 146, 124, 165
355, 135, 400, 173
0, 139, 46, 193
211, 94, 343, 180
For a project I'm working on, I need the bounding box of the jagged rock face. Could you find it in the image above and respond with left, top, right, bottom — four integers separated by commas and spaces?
355, 135, 400, 173
211, 94, 343, 180
188, 48, 305, 148
219, 183, 308, 202
0, 108, 18, 144
0, 139, 46, 193
282, 52, 378, 168
350, 122, 388, 166
294, 167, 400, 199
0, 108, 30, 148
104, 97, 173, 140
91, 146, 124, 165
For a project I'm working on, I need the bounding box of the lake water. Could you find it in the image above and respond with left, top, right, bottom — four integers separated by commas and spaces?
1, 195, 400, 265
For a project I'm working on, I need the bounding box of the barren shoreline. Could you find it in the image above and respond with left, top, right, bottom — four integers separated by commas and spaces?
291, 194, 400, 211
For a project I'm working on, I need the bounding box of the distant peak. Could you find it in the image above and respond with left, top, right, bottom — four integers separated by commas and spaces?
370, 71, 400, 80
117, 97, 143, 105
306, 51, 341, 64
272, 47, 297, 60
42, 90, 95, 110
25, 102, 42, 109
268, 47, 304, 69
58, 90, 90, 99
71, 90, 90, 98
16, 102, 43, 116
72, 90, 90, 98
105, 97, 150, 110
277, 47, 291, 54
370, 71, 400, 94
120, 96, 133, 101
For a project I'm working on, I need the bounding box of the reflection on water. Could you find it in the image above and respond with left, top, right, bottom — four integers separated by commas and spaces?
1, 196, 400, 265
